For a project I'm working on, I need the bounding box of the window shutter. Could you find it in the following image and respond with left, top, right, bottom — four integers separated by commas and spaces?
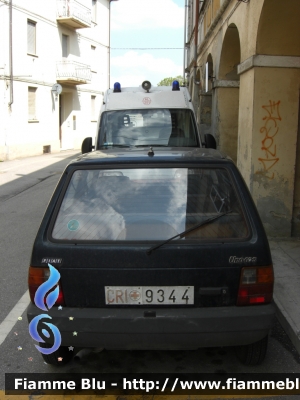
91, 45, 96, 71
92, 0, 97, 22
28, 87, 36, 119
27, 20, 36, 54
91, 95, 96, 120
62, 34, 68, 58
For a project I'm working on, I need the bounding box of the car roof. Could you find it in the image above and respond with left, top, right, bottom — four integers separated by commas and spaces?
69, 148, 232, 167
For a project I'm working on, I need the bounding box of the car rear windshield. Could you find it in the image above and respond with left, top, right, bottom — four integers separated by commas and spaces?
52, 168, 249, 242
98, 109, 198, 147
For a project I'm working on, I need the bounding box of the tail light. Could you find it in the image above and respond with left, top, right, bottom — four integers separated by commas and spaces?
237, 265, 274, 306
28, 266, 65, 307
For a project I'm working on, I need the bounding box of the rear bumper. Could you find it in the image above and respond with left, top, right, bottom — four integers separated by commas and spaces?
27, 303, 276, 350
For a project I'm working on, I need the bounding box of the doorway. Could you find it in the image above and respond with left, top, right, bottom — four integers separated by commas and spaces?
59, 94, 74, 150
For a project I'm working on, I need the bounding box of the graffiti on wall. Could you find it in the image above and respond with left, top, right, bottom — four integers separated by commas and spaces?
256, 100, 281, 180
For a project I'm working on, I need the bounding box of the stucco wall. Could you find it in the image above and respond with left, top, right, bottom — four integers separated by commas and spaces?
216, 87, 239, 163
0, 0, 109, 161
236, 67, 255, 188
252, 67, 300, 236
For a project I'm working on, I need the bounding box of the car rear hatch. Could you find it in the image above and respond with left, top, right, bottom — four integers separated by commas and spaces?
30, 164, 273, 310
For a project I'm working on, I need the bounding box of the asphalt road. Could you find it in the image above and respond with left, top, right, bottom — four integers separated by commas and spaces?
0, 151, 300, 399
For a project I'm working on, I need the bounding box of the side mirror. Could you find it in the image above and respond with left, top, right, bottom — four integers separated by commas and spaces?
204, 133, 217, 149
81, 137, 94, 154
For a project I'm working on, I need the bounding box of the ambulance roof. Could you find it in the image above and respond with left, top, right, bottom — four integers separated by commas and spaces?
104, 86, 192, 111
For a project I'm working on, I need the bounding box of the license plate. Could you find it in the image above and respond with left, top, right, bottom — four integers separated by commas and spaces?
105, 286, 194, 305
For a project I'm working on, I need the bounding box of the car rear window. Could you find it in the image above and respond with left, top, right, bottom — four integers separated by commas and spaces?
51, 168, 249, 242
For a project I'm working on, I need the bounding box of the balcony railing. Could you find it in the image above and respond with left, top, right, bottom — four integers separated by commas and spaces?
57, 0, 91, 29
56, 60, 91, 85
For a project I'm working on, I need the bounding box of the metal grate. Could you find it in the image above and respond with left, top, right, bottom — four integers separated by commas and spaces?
43, 145, 51, 154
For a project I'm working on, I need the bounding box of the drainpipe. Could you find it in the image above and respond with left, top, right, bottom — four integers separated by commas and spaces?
108, 0, 118, 90
183, 0, 187, 85
108, 0, 111, 89
193, 0, 199, 88
8, 0, 13, 107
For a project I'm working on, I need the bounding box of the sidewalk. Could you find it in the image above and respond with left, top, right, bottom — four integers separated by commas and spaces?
270, 238, 300, 354
0, 150, 80, 201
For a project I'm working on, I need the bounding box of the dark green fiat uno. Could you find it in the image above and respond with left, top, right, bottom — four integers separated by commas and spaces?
27, 147, 275, 366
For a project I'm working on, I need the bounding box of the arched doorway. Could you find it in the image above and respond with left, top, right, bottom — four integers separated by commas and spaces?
193, 69, 201, 126
189, 75, 194, 102
217, 24, 240, 163
257, 0, 299, 56
205, 54, 213, 92
199, 54, 213, 142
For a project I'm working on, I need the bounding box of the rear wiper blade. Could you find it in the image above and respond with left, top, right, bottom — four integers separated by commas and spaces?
134, 145, 169, 148
146, 209, 232, 255
101, 143, 131, 148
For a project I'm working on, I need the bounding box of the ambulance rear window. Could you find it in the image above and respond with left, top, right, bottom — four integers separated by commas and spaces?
98, 109, 198, 147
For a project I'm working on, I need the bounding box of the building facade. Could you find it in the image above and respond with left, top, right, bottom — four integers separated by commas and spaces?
185, 0, 300, 237
0, 0, 110, 160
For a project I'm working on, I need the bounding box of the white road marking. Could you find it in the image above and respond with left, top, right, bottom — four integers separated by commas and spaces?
0, 290, 30, 346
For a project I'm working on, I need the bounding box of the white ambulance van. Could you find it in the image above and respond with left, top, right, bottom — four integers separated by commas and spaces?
82, 80, 216, 153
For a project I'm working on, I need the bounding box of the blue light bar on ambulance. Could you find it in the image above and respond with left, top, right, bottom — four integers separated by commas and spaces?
113, 82, 121, 92
172, 80, 180, 91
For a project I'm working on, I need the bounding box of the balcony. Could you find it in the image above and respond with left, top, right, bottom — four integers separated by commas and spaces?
56, 60, 91, 85
56, 0, 91, 29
